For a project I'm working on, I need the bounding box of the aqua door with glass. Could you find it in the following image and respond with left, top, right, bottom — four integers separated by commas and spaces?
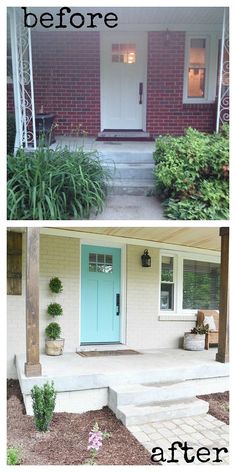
81, 245, 121, 343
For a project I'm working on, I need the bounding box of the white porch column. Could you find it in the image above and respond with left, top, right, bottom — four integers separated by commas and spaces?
9, 7, 36, 152
216, 8, 229, 132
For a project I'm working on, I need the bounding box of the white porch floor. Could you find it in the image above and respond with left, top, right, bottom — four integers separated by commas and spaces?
50, 135, 156, 154
17, 348, 229, 395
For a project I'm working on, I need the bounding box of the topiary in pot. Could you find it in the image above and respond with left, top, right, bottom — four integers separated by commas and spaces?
49, 277, 63, 294
45, 322, 64, 356
47, 302, 63, 317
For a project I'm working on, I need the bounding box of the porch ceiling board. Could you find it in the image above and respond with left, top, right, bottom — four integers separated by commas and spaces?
60, 227, 220, 252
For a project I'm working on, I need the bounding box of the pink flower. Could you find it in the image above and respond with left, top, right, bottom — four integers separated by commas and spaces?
87, 431, 103, 451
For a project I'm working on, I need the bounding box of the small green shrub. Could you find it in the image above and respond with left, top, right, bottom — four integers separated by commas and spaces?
31, 382, 56, 432
7, 447, 21, 465
47, 302, 63, 317
49, 277, 63, 294
153, 126, 229, 220
7, 146, 110, 220
45, 322, 61, 340
7, 114, 16, 155
191, 323, 209, 335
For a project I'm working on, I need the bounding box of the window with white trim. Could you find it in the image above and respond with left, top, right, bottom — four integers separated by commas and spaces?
182, 259, 220, 310
159, 251, 220, 314
160, 255, 175, 311
183, 34, 214, 103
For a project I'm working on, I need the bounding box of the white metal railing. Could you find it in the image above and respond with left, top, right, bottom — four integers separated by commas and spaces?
216, 8, 229, 133
9, 8, 36, 152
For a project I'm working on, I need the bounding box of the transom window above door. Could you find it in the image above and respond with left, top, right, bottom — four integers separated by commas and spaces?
112, 43, 136, 64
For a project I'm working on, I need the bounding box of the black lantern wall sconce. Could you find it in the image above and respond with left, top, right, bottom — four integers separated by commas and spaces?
141, 249, 151, 267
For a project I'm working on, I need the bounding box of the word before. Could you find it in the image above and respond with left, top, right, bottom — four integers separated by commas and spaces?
151, 441, 228, 464
22, 7, 118, 29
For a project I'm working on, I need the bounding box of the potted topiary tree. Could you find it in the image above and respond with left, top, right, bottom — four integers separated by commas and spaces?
183, 323, 209, 351
45, 277, 64, 356
45, 322, 64, 356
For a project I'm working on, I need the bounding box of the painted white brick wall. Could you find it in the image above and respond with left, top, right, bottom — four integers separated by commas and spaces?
126, 245, 195, 349
7, 234, 80, 378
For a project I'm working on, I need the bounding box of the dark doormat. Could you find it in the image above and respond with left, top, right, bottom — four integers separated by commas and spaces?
78, 349, 141, 357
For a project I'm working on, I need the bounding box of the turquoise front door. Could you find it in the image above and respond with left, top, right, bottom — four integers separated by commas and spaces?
81, 245, 121, 343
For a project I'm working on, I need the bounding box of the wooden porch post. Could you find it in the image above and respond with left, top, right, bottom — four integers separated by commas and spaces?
25, 228, 42, 377
216, 227, 229, 363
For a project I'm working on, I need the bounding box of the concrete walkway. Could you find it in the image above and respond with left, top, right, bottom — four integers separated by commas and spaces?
94, 195, 165, 220
128, 414, 229, 465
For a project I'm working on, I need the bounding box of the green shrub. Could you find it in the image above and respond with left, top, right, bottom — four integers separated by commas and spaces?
45, 322, 61, 340
49, 277, 63, 294
7, 447, 21, 465
31, 382, 56, 432
47, 302, 63, 317
153, 126, 229, 220
7, 146, 110, 220
7, 114, 16, 155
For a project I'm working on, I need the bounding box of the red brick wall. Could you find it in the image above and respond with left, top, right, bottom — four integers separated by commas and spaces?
7, 30, 217, 137
31, 31, 100, 136
146, 31, 216, 136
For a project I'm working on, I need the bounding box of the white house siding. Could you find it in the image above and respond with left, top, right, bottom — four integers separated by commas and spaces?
7, 234, 80, 378
126, 244, 195, 349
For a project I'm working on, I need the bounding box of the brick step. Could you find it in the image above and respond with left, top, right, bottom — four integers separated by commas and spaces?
116, 398, 209, 426
108, 376, 229, 413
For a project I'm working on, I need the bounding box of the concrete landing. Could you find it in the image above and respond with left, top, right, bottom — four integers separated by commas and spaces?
93, 195, 165, 220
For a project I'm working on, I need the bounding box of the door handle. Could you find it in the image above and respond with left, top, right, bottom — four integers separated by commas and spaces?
139, 82, 143, 104
116, 293, 120, 316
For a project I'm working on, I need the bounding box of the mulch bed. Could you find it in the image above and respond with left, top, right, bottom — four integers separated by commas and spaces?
7, 380, 153, 465
197, 391, 229, 425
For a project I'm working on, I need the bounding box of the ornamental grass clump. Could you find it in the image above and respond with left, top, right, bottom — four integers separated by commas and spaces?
31, 382, 56, 432
7, 146, 110, 220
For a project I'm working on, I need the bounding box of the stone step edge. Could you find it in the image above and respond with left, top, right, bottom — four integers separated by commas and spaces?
116, 398, 209, 426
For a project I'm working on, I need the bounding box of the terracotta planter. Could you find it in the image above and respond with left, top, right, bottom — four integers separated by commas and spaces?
45, 338, 64, 356
183, 332, 205, 351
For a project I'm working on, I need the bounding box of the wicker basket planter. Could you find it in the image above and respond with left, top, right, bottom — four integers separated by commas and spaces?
183, 332, 205, 351
45, 338, 65, 356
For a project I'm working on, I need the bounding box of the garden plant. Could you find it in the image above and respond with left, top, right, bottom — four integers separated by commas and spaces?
7, 447, 21, 465
49, 277, 63, 294
7, 145, 110, 220
153, 125, 229, 220
31, 382, 57, 432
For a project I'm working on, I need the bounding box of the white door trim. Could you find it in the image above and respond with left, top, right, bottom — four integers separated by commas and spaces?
100, 31, 147, 131
79, 240, 127, 348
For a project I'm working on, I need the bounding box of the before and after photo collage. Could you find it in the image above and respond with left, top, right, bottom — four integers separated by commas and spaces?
4, 1, 231, 469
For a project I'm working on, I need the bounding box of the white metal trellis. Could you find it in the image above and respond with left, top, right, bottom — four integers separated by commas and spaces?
216, 8, 229, 133
9, 7, 36, 152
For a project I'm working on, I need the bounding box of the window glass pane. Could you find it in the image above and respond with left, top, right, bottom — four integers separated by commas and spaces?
188, 68, 205, 98
190, 39, 206, 67
89, 253, 113, 273
112, 43, 136, 64
188, 38, 206, 98
161, 283, 174, 310
161, 256, 174, 282
183, 260, 220, 310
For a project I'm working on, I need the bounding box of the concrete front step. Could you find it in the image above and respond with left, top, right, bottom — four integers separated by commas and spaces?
108, 179, 155, 196
99, 151, 154, 164
108, 376, 229, 412
106, 162, 154, 180
98, 131, 151, 139
116, 397, 209, 426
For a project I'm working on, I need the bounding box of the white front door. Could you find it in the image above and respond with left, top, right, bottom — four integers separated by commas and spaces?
101, 32, 147, 130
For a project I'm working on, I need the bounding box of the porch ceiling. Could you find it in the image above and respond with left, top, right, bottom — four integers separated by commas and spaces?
25, 7, 225, 30
60, 227, 221, 251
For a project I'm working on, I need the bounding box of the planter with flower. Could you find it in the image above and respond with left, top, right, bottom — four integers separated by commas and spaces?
183, 323, 209, 351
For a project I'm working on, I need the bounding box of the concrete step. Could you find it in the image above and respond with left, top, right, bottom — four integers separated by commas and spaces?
108, 376, 229, 412
99, 151, 154, 164
106, 163, 154, 180
98, 131, 151, 139
108, 179, 155, 196
116, 397, 209, 426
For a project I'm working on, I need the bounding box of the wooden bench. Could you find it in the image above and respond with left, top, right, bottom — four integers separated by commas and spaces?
197, 310, 219, 350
